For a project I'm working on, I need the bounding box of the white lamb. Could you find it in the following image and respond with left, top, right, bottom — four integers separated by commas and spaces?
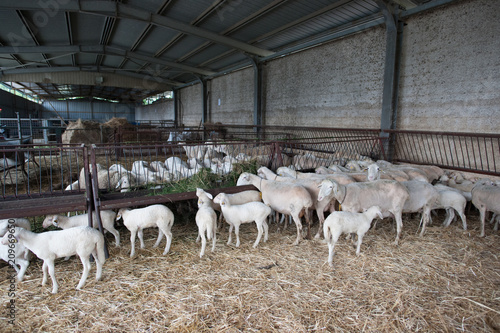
195, 188, 217, 257
323, 206, 383, 265
217, 192, 272, 248
116, 204, 175, 257
237, 172, 313, 245
212, 190, 262, 227
1, 226, 105, 293
0, 218, 31, 236
0, 224, 30, 281
42, 210, 120, 247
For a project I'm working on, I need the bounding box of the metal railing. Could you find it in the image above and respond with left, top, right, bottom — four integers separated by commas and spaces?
386, 130, 500, 176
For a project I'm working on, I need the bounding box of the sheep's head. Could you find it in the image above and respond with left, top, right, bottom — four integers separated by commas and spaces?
212, 193, 222, 205
236, 173, 251, 186
365, 206, 383, 220
218, 193, 229, 207
116, 208, 128, 221
42, 215, 57, 228
367, 164, 380, 182
1, 227, 21, 245
196, 188, 213, 200
317, 180, 339, 201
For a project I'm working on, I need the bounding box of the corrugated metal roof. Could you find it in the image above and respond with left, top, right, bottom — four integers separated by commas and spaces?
0, 0, 454, 102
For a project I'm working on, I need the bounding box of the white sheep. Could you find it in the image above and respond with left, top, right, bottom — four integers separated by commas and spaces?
64, 180, 80, 191
237, 172, 313, 245
365, 164, 440, 237
212, 190, 262, 227
471, 179, 499, 237
258, 166, 344, 239
195, 188, 217, 257
42, 210, 120, 247
217, 192, 271, 248
116, 204, 175, 257
0, 218, 31, 236
433, 184, 468, 230
400, 180, 440, 236
317, 179, 409, 245
0, 222, 30, 281
323, 206, 383, 265
1, 226, 105, 293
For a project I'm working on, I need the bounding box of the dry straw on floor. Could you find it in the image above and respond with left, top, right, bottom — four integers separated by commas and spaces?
0, 212, 499, 332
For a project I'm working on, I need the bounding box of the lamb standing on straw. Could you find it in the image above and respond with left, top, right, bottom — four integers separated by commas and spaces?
323, 206, 383, 266
195, 188, 217, 258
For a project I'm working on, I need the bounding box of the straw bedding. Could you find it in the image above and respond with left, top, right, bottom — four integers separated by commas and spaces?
1, 211, 499, 332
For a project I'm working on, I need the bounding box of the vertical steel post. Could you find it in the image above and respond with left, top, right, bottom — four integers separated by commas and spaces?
375, 1, 399, 161
248, 56, 263, 140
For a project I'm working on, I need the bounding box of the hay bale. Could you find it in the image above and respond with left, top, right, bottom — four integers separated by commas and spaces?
62, 119, 103, 145
103, 117, 132, 129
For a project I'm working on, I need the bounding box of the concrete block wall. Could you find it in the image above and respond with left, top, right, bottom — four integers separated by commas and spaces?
397, 0, 500, 133
263, 27, 385, 128
135, 99, 175, 122
162, 0, 499, 134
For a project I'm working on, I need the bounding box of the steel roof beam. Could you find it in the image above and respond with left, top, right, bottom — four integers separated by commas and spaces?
0, 1, 274, 57
0, 45, 215, 76
399, 0, 459, 18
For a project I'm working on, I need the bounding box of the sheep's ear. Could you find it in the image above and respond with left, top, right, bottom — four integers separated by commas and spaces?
206, 192, 213, 200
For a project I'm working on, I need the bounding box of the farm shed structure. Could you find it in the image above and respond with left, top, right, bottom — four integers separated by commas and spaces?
0, 0, 499, 217
0, 0, 496, 134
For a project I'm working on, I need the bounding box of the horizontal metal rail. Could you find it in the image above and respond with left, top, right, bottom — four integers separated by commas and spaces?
384, 130, 500, 176
1, 128, 497, 222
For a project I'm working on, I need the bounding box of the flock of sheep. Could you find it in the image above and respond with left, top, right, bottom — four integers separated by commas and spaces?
1, 149, 500, 294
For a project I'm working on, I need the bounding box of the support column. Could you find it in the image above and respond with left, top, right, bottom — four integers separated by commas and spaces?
248, 56, 263, 139
375, 0, 400, 161
173, 88, 179, 128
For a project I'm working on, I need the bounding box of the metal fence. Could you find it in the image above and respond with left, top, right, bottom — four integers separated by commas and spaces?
1, 127, 498, 221
386, 130, 500, 176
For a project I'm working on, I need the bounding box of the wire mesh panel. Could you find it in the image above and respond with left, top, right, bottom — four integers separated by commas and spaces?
387, 130, 500, 176
0, 144, 87, 199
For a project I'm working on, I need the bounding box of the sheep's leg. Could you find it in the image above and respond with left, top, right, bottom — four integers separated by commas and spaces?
76, 255, 91, 291
291, 212, 303, 246
234, 224, 241, 247
45, 260, 58, 294
443, 208, 455, 227
158, 225, 172, 255
211, 227, 217, 252
314, 208, 325, 239
393, 211, 403, 245
263, 221, 269, 243
42, 261, 48, 286
107, 226, 120, 247
454, 208, 467, 230
327, 231, 341, 266
355, 233, 364, 256
199, 230, 207, 258
419, 206, 432, 237
253, 222, 264, 248
138, 229, 146, 249
494, 215, 499, 231
327, 241, 336, 266
227, 223, 233, 245
16, 259, 29, 282
479, 207, 486, 237
154, 229, 164, 248
129, 229, 137, 257
92, 250, 103, 281
304, 209, 313, 240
